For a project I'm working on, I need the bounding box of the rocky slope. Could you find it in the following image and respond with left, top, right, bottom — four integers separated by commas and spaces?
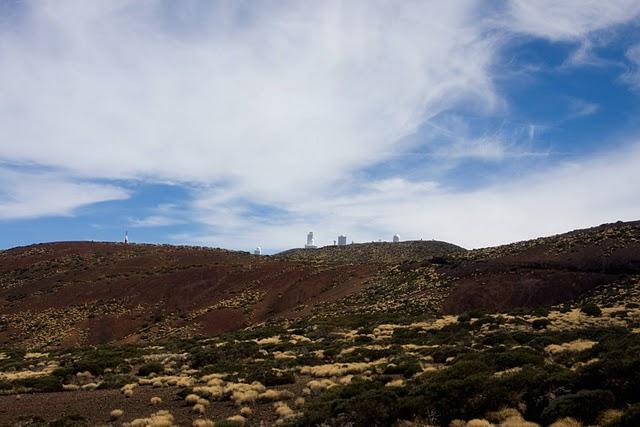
1, 221, 640, 351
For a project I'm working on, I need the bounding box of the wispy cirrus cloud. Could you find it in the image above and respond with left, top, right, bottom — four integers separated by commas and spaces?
503, 0, 640, 41
0, 1, 498, 202
178, 141, 640, 250
1, 1, 640, 251
0, 167, 128, 220
623, 43, 640, 90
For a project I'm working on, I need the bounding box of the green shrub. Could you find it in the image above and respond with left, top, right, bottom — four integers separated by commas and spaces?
384, 358, 421, 378
541, 389, 615, 425
51, 366, 75, 379
457, 312, 471, 323
581, 303, 602, 317
246, 367, 295, 386
66, 345, 141, 375
15, 375, 63, 393
531, 318, 551, 330
97, 374, 137, 389
49, 414, 89, 426
492, 348, 544, 370
137, 362, 164, 376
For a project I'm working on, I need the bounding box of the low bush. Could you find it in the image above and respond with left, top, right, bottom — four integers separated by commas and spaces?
541, 389, 615, 425
581, 303, 602, 317
48, 414, 89, 427
137, 362, 164, 376
15, 375, 63, 393
532, 318, 551, 330
246, 366, 295, 386
97, 374, 137, 389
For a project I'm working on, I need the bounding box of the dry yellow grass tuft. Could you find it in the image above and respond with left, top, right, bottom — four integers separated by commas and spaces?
338, 374, 354, 385
300, 359, 386, 377
192, 403, 206, 414
500, 416, 540, 427
273, 401, 299, 421
258, 389, 294, 402
548, 418, 582, 427
466, 419, 494, 427
294, 397, 305, 408
0, 369, 54, 381
192, 385, 224, 399
62, 384, 80, 391
486, 408, 521, 423
191, 419, 214, 427
81, 382, 99, 390
290, 334, 312, 343
24, 352, 49, 359
185, 394, 200, 404
125, 410, 176, 427
226, 415, 247, 425
306, 379, 337, 394
110, 409, 124, 421
240, 406, 253, 416
200, 373, 226, 382
255, 336, 281, 345
385, 378, 405, 388
545, 339, 597, 354
598, 409, 624, 426
273, 351, 297, 360
150, 396, 162, 405
493, 367, 523, 378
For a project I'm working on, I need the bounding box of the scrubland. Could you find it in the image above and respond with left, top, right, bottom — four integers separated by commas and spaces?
0, 275, 639, 426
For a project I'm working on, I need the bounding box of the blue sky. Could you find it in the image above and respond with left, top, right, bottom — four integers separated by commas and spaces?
1, 1, 640, 253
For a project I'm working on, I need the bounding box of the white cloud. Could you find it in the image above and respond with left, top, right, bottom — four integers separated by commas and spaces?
0, 0, 497, 205
1, 1, 640, 250
128, 203, 186, 228
623, 43, 640, 89
504, 0, 640, 41
180, 142, 640, 252
0, 167, 129, 220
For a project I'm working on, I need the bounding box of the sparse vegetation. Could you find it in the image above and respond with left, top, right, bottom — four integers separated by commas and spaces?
1, 222, 640, 425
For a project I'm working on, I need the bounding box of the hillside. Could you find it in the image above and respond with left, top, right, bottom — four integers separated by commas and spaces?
0, 240, 461, 350
1, 222, 640, 425
275, 240, 465, 266
443, 220, 640, 313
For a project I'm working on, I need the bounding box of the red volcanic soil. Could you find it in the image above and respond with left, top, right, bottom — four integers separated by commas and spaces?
0, 240, 462, 349
2, 221, 640, 348
442, 220, 640, 313
0, 242, 387, 348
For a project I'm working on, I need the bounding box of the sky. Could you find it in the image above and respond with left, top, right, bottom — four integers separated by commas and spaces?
1, 0, 640, 253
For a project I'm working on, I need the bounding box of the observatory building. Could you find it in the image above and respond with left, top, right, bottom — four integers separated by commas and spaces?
393, 234, 400, 243
338, 235, 347, 246
305, 232, 317, 249
253, 247, 262, 255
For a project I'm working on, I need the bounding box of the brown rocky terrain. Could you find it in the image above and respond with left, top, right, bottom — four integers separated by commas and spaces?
1, 221, 640, 426
1, 221, 640, 352
0, 240, 460, 350
442, 220, 640, 313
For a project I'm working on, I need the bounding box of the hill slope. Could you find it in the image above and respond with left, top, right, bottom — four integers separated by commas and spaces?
1, 221, 640, 350
2, 222, 640, 425
0, 240, 460, 349
443, 220, 640, 312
